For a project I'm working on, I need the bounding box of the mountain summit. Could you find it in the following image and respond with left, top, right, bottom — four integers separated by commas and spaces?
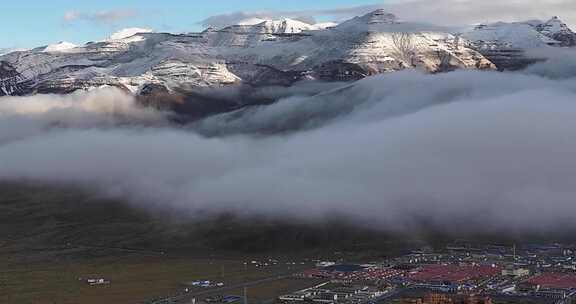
43, 41, 77, 53
239, 18, 318, 34
335, 10, 399, 32
346, 9, 398, 25
536, 16, 576, 46
107, 28, 154, 41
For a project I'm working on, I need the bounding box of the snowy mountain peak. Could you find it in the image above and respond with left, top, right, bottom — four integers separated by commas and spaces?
313, 22, 338, 30
236, 18, 268, 26
43, 41, 78, 53
107, 28, 154, 41
335, 9, 398, 32
534, 17, 576, 46
361, 9, 398, 24
462, 21, 560, 49
538, 16, 573, 35
224, 18, 316, 34
232, 17, 335, 32
257, 18, 316, 33
459, 16, 575, 70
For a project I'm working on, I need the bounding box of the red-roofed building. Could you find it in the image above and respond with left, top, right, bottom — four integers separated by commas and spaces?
524, 272, 576, 290
409, 265, 501, 285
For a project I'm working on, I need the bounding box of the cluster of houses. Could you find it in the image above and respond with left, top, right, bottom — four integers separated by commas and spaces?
278, 282, 386, 304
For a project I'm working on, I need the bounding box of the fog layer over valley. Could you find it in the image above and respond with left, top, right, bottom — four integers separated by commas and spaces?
0, 88, 167, 145
1, 59, 576, 237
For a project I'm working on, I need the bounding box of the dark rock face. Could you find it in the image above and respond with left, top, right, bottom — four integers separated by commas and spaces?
313, 61, 370, 82
0, 61, 32, 96
136, 83, 273, 121
476, 49, 544, 71
547, 32, 576, 47
227, 62, 307, 87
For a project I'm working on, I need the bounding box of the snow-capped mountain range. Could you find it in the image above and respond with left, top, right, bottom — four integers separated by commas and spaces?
459, 16, 576, 70
0, 10, 574, 98
464, 17, 576, 48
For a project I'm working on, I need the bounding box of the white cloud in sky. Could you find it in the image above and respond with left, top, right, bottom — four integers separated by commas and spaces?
200, 1, 576, 29
63, 9, 137, 25
384, 0, 576, 27
200, 4, 383, 28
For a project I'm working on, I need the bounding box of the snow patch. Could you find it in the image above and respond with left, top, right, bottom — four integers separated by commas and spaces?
0, 48, 13, 56
535, 17, 575, 37
43, 42, 78, 53
237, 18, 268, 26
336, 9, 398, 31
108, 28, 153, 41
312, 22, 338, 30
462, 22, 560, 49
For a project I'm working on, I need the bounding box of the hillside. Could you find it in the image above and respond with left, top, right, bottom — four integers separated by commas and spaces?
2, 182, 574, 265
0, 183, 420, 262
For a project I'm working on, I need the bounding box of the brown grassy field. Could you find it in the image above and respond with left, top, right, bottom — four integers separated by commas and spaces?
0, 257, 318, 304
0, 254, 312, 304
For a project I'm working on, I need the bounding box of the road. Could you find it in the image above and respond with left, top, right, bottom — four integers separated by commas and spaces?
182, 274, 292, 299
148, 272, 298, 304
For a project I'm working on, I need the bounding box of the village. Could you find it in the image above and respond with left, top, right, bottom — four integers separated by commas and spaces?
144, 243, 576, 304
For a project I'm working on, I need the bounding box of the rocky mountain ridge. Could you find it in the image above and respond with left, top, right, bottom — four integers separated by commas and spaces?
460, 16, 576, 70
0, 10, 573, 100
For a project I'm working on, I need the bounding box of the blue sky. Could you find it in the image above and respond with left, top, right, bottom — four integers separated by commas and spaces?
1, 0, 383, 48
4, 1, 575, 49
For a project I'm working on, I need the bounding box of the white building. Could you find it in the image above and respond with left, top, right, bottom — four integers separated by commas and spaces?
502, 267, 530, 278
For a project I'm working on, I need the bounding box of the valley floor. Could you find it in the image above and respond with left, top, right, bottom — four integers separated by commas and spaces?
0, 253, 318, 304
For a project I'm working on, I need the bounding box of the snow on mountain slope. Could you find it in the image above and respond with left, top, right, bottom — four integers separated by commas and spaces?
460, 17, 575, 70
203, 18, 319, 48
229, 18, 319, 34
43, 42, 78, 53
234, 17, 334, 31
463, 16, 576, 49
462, 22, 559, 49
0, 49, 15, 56
336, 9, 398, 32
258, 19, 317, 34
538, 17, 567, 35
0, 48, 30, 56
535, 17, 576, 46
108, 28, 154, 41
236, 18, 268, 26
0, 31, 242, 96
226, 11, 492, 78
14, 10, 575, 98
312, 22, 338, 30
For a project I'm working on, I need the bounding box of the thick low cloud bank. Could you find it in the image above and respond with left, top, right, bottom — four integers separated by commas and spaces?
1, 63, 576, 236
0, 87, 166, 145
524, 48, 576, 80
